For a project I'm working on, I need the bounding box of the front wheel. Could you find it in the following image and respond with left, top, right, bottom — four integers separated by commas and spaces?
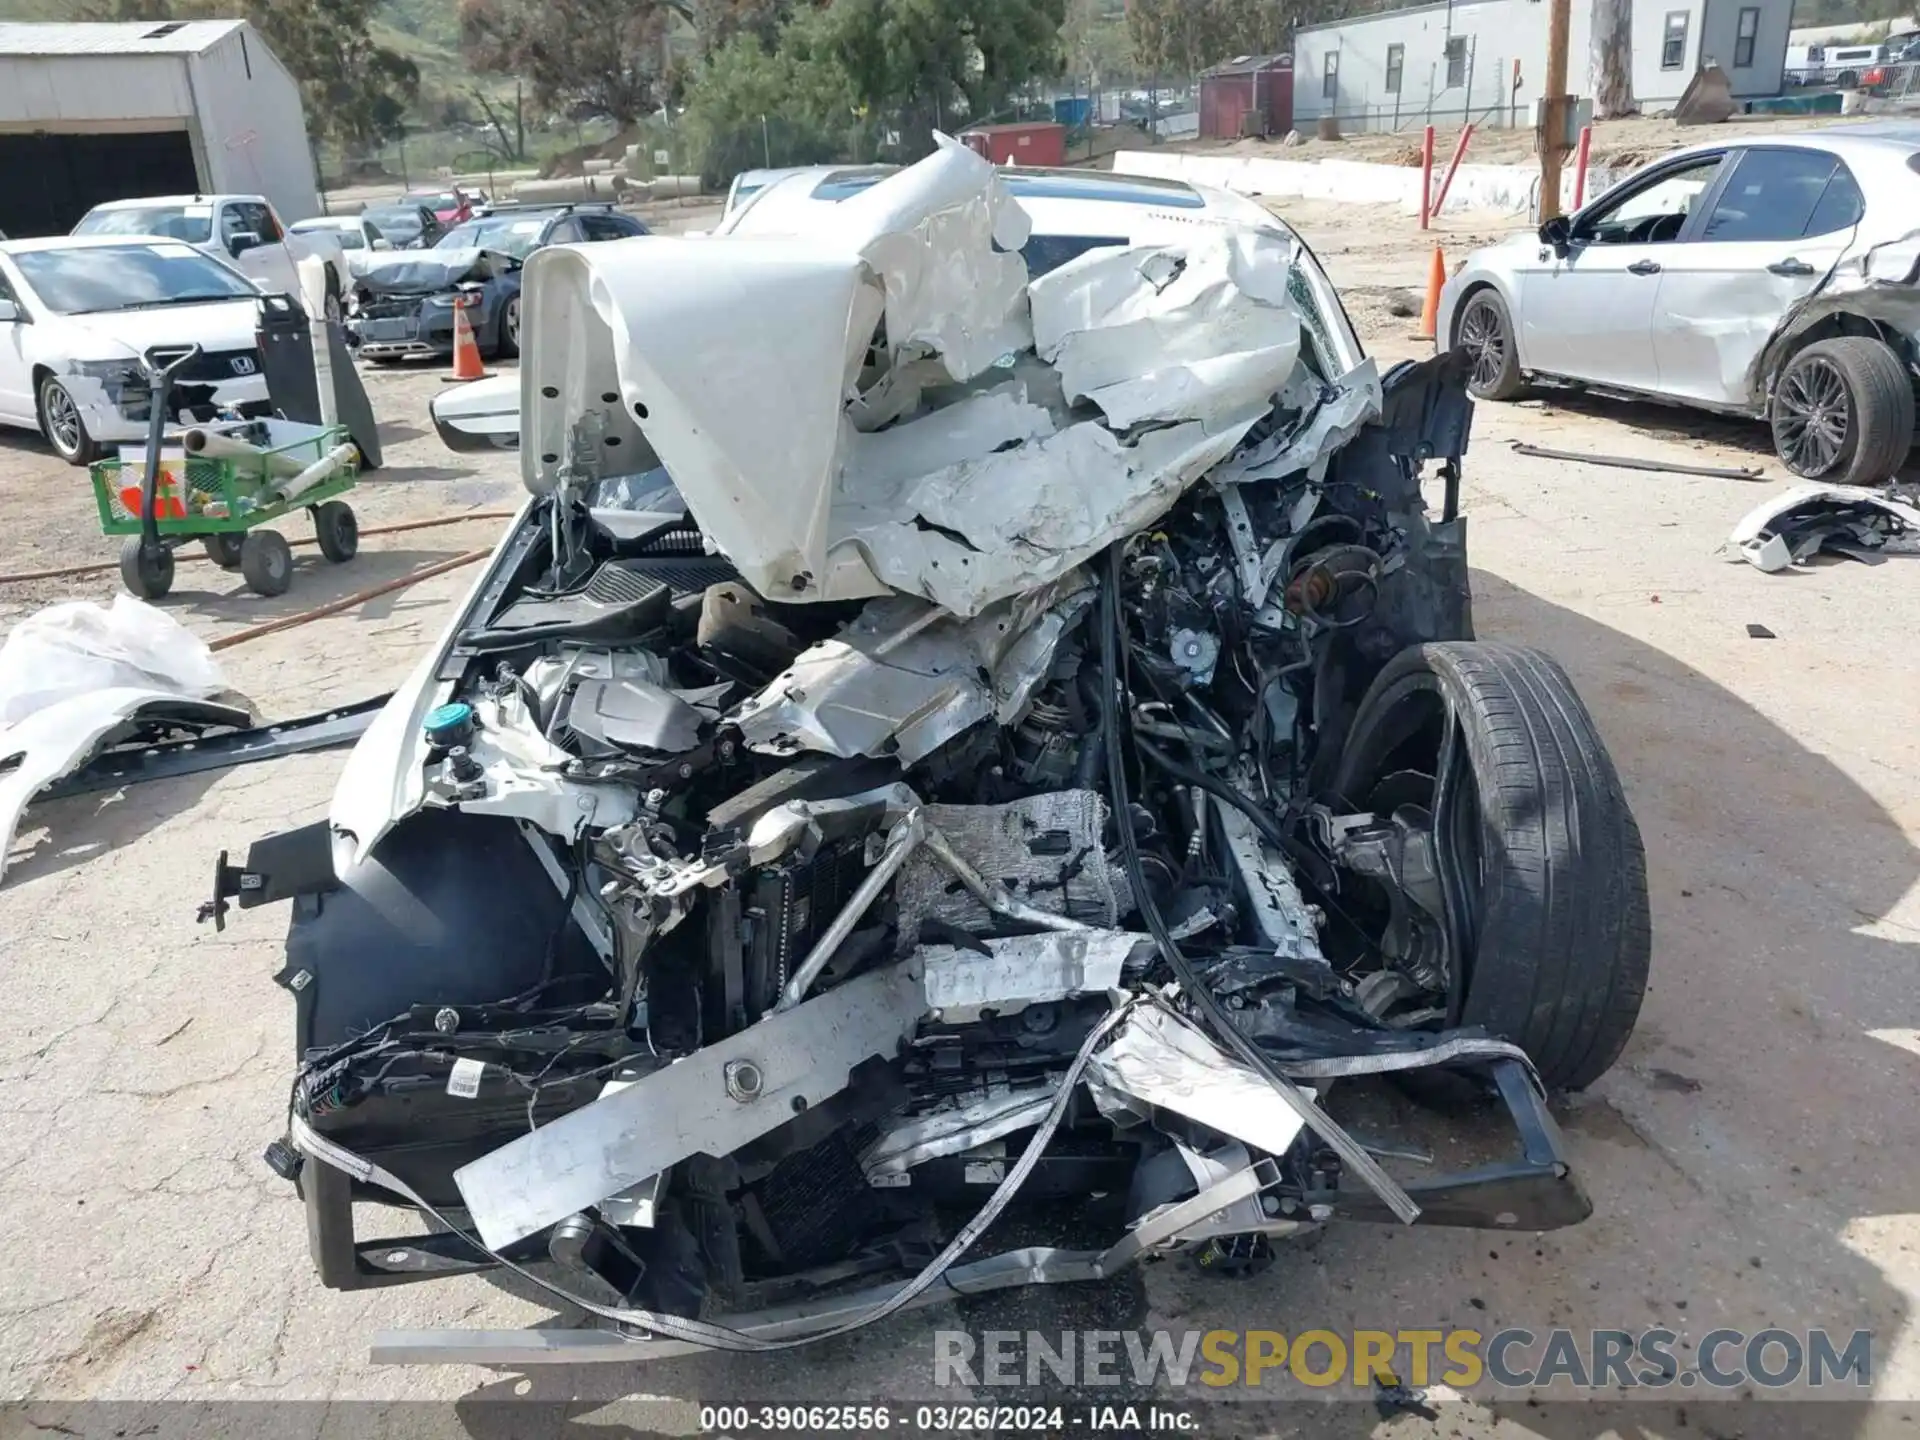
119, 538, 174, 599
1456, 289, 1525, 401
1770, 336, 1915, 486
37, 374, 105, 466
497, 294, 521, 359
1328, 641, 1650, 1090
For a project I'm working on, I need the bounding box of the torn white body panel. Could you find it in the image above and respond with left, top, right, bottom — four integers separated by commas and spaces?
733, 576, 1091, 764
1027, 231, 1302, 428
1724, 481, 1920, 571
519, 137, 1371, 618
1086, 1003, 1311, 1160
328, 496, 538, 869
0, 688, 250, 886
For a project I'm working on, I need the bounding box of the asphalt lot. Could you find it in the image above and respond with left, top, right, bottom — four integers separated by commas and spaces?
0, 197, 1917, 1435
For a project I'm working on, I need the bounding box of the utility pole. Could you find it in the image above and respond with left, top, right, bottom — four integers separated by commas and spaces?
1539, 0, 1571, 218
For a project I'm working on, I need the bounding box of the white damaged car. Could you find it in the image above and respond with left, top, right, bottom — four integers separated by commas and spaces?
0, 235, 270, 466
215, 137, 1650, 1367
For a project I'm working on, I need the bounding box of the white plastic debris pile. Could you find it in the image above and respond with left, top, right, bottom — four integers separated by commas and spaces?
517, 132, 1379, 619
1723, 482, 1920, 572
0, 596, 235, 884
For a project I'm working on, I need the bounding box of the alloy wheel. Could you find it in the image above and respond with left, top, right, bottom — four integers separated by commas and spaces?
1774, 356, 1850, 475
41, 380, 81, 458
1459, 298, 1507, 395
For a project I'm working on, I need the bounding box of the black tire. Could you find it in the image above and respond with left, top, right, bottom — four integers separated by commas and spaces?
312, 500, 358, 562
497, 293, 521, 359
202, 532, 245, 569
240, 528, 294, 597
1331, 641, 1650, 1090
1455, 288, 1525, 401
118, 537, 174, 599
36, 373, 105, 466
1770, 336, 1914, 486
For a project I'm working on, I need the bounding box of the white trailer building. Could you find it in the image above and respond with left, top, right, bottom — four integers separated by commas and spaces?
0, 19, 319, 239
1293, 0, 1794, 133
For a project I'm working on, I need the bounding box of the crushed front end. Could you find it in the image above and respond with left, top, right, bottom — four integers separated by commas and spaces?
345, 248, 514, 359
216, 139, 1642, 1366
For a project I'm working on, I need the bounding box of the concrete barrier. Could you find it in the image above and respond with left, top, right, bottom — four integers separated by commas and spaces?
1112, 149, 1622, 218
510, 174, 630, 204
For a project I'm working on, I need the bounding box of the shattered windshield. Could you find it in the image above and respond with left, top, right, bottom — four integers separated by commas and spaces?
74, 203, 214, 244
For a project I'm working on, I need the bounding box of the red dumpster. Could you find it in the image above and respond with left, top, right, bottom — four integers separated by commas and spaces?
958, 122, 1067, 167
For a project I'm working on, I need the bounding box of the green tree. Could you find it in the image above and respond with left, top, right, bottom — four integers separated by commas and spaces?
257, 0, 421, 151
819, 0, 1066, 133
683, 17, 855, 185
460, 0, 695, 127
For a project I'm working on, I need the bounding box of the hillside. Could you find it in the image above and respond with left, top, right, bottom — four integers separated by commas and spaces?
0, 0, 472, 89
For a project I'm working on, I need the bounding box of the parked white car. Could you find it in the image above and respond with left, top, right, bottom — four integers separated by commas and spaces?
0, 235, 271, 466
1439, 124, 1920, 485
73, 194, 348, 322
288, 214, 395, 278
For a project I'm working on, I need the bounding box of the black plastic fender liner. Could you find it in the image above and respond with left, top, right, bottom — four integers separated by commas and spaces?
280, 808, 599, 1055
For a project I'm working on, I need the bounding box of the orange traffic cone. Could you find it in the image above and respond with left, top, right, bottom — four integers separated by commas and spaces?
1414, 245, 1446, 342
446, 298, 492, 382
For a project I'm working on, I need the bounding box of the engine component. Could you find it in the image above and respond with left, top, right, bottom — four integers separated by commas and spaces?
423, 701, 476, 751
920, 930, 1146, 1023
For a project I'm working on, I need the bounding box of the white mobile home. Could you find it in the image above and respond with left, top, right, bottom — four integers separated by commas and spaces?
0, 19, 319, 238
1293, 0, 1793, 133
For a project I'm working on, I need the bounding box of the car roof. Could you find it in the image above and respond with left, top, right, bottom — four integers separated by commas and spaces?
86, 194, 264, 209
291, 215, 358, 227
1658, 120, 1920, 166
723, 162, 1291, 244
0, 233, 204, 255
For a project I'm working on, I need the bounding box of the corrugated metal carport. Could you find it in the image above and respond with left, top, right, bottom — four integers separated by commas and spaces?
0, 19, 320, 239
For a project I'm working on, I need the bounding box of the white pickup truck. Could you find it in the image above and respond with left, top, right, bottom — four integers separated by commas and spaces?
72, 194, 349, 321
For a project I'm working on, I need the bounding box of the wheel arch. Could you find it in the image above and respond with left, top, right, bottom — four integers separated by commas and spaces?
1757, 309, 1913, 415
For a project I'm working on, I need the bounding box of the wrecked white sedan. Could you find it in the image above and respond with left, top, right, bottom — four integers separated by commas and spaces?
211, 138, 1650, 1366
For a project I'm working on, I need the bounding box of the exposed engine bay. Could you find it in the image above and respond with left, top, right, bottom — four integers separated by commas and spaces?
214, 140, 1649, 1365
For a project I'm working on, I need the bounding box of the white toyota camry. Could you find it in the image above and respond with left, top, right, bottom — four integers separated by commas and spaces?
0, 235, 271, 466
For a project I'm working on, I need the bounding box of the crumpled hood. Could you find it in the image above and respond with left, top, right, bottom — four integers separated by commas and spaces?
519, 132, 1379, 617
356, 247, 512, 293
58, 298, 263, 361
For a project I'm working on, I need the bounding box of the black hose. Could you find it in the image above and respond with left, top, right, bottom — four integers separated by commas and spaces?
1099, 543, 1417, 1222
1130, 733, 1336, 894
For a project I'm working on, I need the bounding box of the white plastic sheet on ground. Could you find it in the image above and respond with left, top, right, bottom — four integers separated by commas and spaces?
0, 596, 232, 886
522, 131, 1371, 619
0, 595, 224, 726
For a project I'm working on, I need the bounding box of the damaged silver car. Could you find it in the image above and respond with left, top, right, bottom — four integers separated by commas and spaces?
1441, 124, 1920, 485
210, 137, 1650, 1366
